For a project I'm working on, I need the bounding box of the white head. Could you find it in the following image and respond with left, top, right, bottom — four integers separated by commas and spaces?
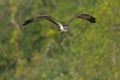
62, 24, 69, 32
58, 23, 69, 32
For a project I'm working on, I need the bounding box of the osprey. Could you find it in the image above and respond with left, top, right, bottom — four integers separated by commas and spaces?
23, 14, 96, 34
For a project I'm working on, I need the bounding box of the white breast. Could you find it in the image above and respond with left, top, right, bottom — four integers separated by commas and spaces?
58, 23, 64, 31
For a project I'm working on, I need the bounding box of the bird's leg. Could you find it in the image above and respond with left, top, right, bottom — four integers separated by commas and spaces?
61, 31, 64, 35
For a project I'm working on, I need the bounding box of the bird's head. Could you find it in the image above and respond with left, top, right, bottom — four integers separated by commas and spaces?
63, 24, 69, 32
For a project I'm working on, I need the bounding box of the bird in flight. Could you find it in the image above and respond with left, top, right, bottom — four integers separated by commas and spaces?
23, 14, 96, 34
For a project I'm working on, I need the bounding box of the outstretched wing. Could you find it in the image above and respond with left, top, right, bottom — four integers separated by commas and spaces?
67, 14, 96, 24
22, 15, 62, 28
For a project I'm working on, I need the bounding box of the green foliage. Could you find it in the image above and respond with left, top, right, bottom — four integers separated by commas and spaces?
0, 0, 120, 80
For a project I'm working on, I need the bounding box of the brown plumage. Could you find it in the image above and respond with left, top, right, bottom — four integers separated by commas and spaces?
67, 14, 96, 24
23, 14, 96, 33
77, 14, 96, 23
22, 15, 60, 26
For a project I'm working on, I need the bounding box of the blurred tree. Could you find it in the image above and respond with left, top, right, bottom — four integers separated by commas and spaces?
0, 0, 120, 80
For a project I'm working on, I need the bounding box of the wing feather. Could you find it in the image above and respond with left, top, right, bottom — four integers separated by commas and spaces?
68, 14, 96, 24
22, 15, 62, 28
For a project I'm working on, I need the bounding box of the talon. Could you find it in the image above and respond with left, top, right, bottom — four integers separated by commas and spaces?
61, 32, 64, 35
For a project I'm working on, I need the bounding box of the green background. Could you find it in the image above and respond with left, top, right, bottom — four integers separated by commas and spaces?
0, 0, 120, 80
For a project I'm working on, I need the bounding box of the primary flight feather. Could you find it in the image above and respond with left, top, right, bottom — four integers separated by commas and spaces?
23, 14, 96, 34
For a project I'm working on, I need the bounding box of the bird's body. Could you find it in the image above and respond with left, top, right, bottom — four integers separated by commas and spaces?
23, 14, 96, 34
59, 24, 69, 32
